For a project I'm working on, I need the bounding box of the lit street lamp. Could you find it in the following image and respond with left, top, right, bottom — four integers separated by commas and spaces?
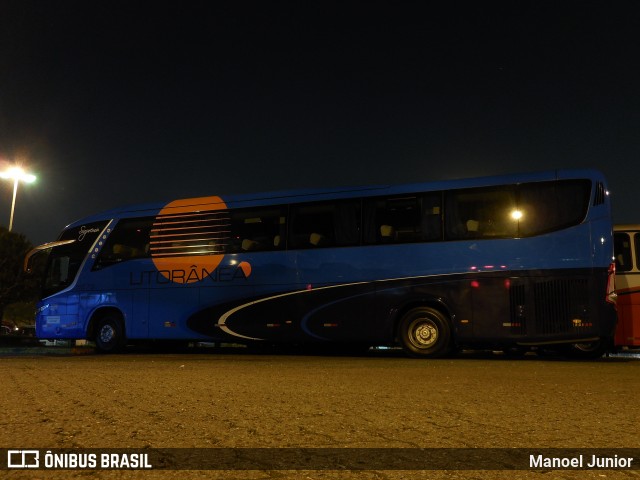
0, 167, 36, 232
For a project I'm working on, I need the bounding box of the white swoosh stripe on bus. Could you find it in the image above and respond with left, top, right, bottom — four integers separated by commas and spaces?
215, 272, 471, 341
216, 281, 371, 341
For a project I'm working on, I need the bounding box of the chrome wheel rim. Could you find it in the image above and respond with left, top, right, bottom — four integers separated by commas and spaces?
410, 319, 438, 349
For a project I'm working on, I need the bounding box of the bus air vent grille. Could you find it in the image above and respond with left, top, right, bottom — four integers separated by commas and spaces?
593, 182, 606, 206
533, 278, 590, 335
508, 283, 527, 334
150, 211, 231, 257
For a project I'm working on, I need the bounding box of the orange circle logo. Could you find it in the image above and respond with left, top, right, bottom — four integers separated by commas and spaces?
150, 196, 230, 284
238, 261, 252, 277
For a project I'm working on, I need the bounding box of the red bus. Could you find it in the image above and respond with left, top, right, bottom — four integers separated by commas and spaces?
613, 225, 640, 348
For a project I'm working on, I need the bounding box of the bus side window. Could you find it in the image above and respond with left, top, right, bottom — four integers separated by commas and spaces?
228, 206, 287, 253
289, 201, 359, 249
289, 203, 332, 248
362, 198, 382, 244
517, 180, 590, 236
362, 193, 442, 245
445, 187, 517, 240
334, 201, 360, 246
95, 218, 153, 267
421, 193, 442, 241
614, 233, 633, 272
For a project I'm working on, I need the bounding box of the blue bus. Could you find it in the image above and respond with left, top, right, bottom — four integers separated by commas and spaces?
25, 169, 617, 357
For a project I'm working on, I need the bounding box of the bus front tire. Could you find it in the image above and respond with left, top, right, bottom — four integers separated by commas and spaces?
94, 315, 125, 353
398, 307, 452, 358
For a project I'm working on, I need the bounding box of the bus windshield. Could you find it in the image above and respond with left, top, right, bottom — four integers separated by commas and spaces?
26, 221, 109, 298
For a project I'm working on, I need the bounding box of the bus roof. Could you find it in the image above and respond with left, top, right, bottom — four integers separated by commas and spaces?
614, 224, 640, 232
65, 168, 606, 229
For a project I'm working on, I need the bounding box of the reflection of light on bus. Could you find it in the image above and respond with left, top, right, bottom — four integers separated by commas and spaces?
613, 225, 640, 348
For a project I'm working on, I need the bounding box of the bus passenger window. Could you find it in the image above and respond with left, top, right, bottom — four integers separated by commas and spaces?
95, 218, 154, 267
228, 206, 287, 253
289, 201, 360, 249
334, 201, 360, 246
421, 195, 442, 241
516, 180, 590, 236
615, 233, 633, 272
445, 187, 517, 240
363, 193, 441, 244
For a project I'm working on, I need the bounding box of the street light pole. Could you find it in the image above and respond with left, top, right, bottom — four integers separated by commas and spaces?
0, 167, 36, 232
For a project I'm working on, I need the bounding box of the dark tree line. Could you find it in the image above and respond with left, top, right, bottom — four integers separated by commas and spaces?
0, 227, 39, 323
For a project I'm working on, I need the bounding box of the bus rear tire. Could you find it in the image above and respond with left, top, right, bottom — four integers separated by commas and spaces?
398, 307, 452, 358
563, 339, 608, 359
94, 314, 125, 353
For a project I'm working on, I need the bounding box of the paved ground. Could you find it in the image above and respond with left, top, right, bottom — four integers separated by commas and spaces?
2, 346, 639, 480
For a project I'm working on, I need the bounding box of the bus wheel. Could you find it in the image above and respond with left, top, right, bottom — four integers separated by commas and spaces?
94, 314, 125, 353
398, 307, 451, 358
563, 339, 608, 359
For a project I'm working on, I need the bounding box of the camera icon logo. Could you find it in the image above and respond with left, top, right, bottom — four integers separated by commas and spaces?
7, 450, 39, 468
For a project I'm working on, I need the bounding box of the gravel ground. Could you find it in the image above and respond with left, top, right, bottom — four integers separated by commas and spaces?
2, 348, 639, 480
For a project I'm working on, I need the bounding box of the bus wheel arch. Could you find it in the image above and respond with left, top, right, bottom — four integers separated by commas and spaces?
88, 308, 126, 353
396, 303, 453, 358
562, 337, 611, 359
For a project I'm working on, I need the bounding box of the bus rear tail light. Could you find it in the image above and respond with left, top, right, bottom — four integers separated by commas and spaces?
606, 262, 617, 305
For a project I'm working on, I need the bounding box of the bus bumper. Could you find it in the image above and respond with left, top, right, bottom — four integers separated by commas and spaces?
36, 313, 85, 339
34, 299, 86, 339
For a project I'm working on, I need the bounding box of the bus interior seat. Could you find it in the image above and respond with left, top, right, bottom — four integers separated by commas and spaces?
112, 244, 140, 259
310, 232, 328, 247
466, 219, 480, 234
242, 239, 260, 251
380, 225, 395, 242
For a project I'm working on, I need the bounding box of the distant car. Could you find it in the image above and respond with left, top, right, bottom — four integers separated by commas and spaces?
18, 326, 36, 336
0, 326, 11, 335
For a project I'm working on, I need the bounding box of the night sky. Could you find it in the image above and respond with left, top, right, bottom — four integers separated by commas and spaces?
1, 2, 639, 246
